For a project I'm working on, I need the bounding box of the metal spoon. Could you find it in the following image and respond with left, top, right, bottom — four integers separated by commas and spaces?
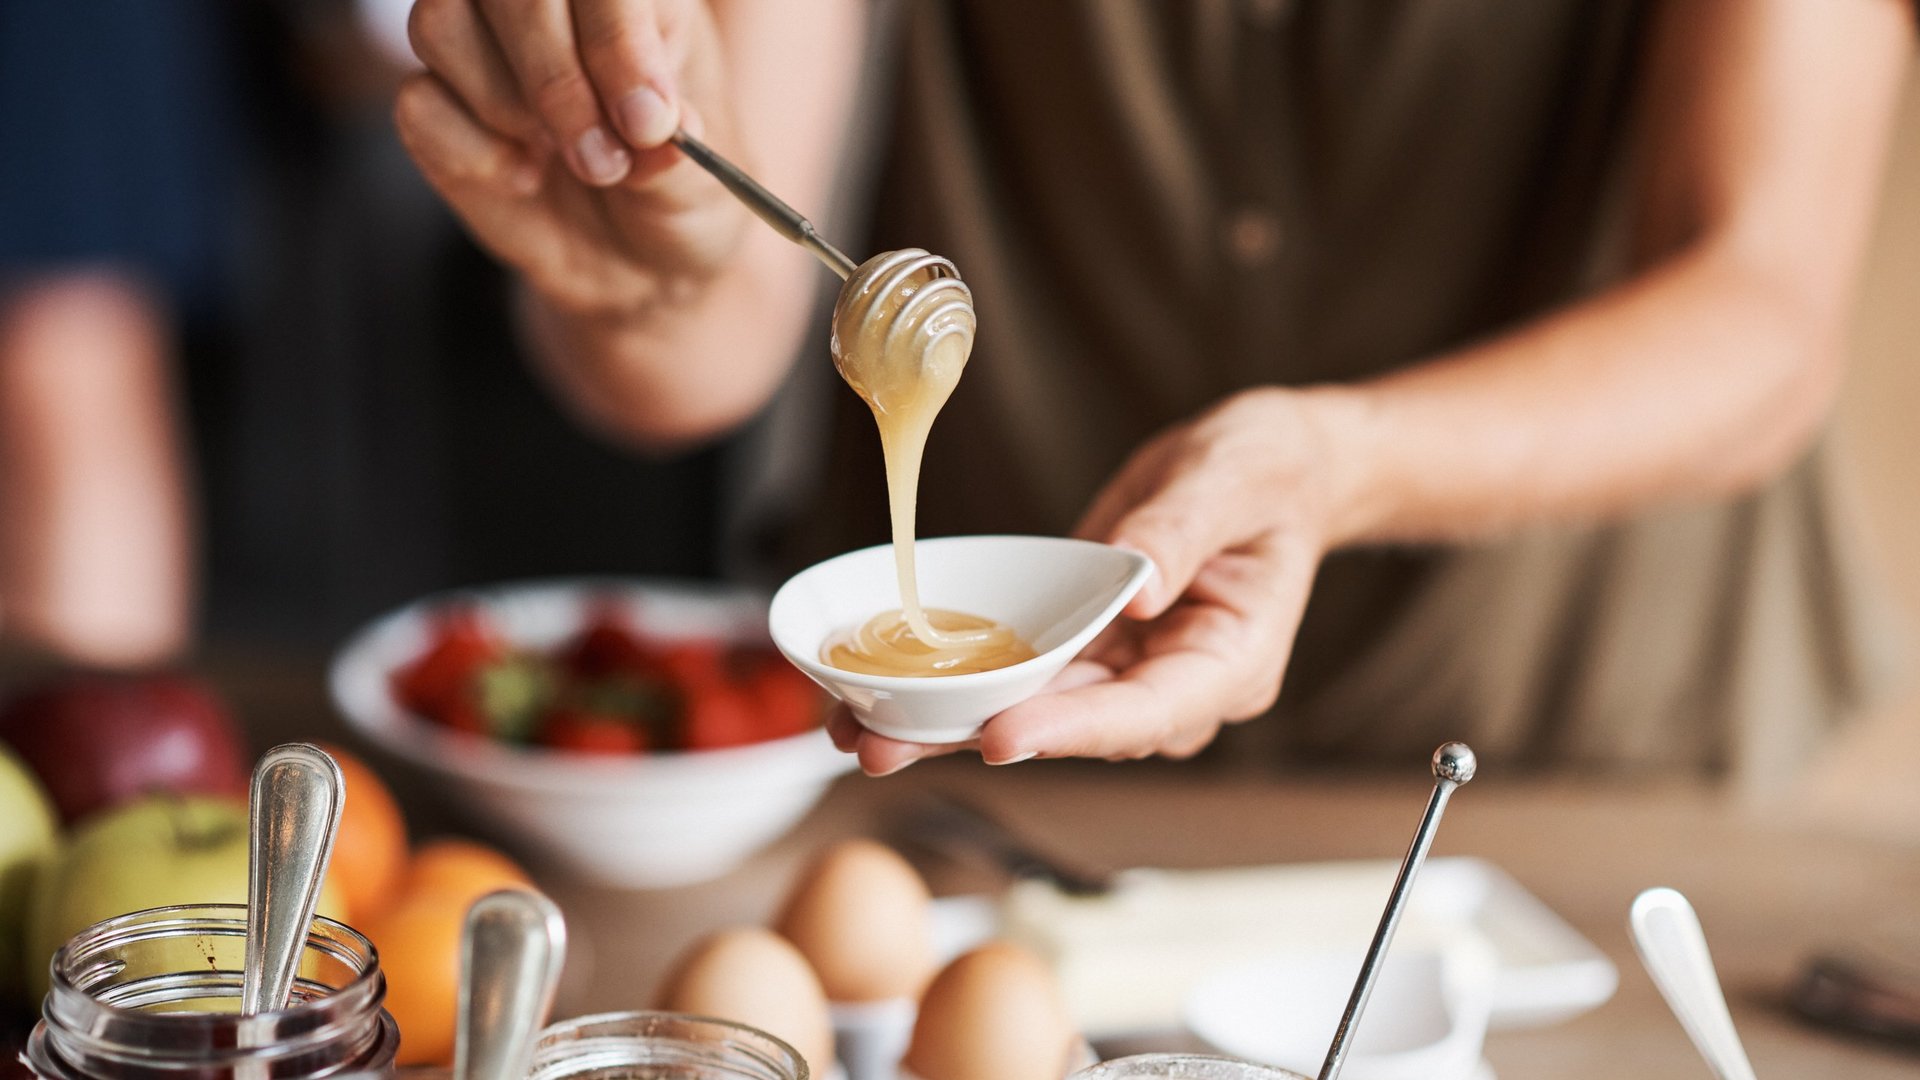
242, 743, 346, 1015
457, 889, 568, 1080
1630, 887, 1760, 1080
669, 128, 859, 280
1316, 742, 1477, 1080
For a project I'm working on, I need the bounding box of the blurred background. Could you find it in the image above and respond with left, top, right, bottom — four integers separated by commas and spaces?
0, 0, 744, 654
1797, 54, 1920, 845
1, 0, 1914, 824
0, 3, 1917, 1078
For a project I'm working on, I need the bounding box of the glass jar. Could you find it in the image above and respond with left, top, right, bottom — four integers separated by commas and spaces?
1067, 1055, 1308, 1080
529, 1012, 807, 1080
25, 904, 399, 1080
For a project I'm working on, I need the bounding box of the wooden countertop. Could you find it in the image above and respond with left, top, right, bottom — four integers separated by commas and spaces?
200, 652, 1920, 1078
526, 756, 1918, 1079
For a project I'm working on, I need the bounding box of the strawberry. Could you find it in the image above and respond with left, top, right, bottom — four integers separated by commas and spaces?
747, 654, 824, 740
680, 683, 762, 750
541, 708, 648, 754
391, 609, 507, 728
656, 640, 727, 691
560, 605, 657, 680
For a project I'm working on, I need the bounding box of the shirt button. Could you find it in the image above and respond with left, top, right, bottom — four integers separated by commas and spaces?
1224, 207, 1283, 267
1242, 0, 1294, 28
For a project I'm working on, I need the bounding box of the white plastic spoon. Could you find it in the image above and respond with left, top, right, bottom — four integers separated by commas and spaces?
1629, 887, 1760, 1080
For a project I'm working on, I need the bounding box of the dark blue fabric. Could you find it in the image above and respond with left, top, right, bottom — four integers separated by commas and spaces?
0, 0, 238, 308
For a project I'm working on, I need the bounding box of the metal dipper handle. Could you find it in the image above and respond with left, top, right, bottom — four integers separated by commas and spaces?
456, 890, 568, 1080
670, 128, 858, 280
242, 743, 345, 1015
1317, 742, 1478, 1080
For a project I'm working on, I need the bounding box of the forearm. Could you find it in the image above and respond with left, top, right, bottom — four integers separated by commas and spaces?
1314, 239, 1849, 548
0, 277, 193, 666
1314, 0, 1915, 549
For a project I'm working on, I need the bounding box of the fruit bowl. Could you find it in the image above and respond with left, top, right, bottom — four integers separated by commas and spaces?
329, 579, 857, 889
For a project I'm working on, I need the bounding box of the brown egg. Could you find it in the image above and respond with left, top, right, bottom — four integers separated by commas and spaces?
903, 942, 1079, 1080
656, 927, 836, 1074
776, 839, 935, 1002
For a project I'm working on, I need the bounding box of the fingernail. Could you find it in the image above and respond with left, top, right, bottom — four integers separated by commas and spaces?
616, 86, 676, 146
868, 758, 916, 778
988, 750, 1038, 766
571, 127, 631, 185
678, 100, 705, 139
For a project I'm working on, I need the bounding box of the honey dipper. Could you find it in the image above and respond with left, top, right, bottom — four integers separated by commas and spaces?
671, 128, 859, 280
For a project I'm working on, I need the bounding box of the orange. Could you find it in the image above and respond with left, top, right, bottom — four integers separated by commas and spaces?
404, 838, 530, 905
317, 743, 410, 925
364, 838, 531, 1066
364, 896, 464, 1066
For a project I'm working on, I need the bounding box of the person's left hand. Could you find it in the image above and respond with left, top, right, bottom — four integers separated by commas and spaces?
827, 387, 1353, 775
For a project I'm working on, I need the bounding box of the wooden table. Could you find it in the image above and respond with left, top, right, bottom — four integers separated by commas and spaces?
505, 756, 1911, 1079
221, 653, 1920, 1079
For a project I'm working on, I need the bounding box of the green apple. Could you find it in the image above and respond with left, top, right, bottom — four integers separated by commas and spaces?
0, 743, 59, 1002
23, 795, 345, 1000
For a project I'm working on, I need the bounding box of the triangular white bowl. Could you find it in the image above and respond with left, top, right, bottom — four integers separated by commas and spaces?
1183, 943, 1496, 1080
768, 535, 1155, 744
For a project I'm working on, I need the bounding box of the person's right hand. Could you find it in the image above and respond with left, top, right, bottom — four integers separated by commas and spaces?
394, 0, 745, 317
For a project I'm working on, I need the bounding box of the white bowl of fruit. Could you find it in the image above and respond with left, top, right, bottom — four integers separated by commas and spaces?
329, 579, 855, 888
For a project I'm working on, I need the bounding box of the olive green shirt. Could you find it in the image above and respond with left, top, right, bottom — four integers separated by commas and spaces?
777, 0, 1906, 781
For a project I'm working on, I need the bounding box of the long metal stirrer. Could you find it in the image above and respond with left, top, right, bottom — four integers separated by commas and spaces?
1317, 742, 1477, 1080
670, 128, 858, 280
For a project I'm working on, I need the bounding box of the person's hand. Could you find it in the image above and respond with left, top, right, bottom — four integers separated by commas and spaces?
393, 0, 743, 316
828, 387, 1355, 775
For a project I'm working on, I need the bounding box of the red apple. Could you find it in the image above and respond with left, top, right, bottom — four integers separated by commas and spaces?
0, 673, 248, 826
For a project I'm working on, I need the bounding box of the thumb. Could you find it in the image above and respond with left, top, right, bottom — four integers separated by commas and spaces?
1106, 476, 1258, 619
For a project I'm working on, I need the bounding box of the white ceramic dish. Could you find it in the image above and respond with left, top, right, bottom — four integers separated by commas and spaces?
1415, 858, 1619, 1030
933, 856, 1615, 1036
1183, 944, 1496, 1080
768, 536, 1155, 744
330, 578, 857, 888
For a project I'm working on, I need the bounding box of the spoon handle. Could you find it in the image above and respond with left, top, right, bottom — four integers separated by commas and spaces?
242, 744, 345, 1015
1630, 888, 1760, 1080
456, 890, 568, 1080
669, 128, 859, 280
1318, 743, 1477, 1080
